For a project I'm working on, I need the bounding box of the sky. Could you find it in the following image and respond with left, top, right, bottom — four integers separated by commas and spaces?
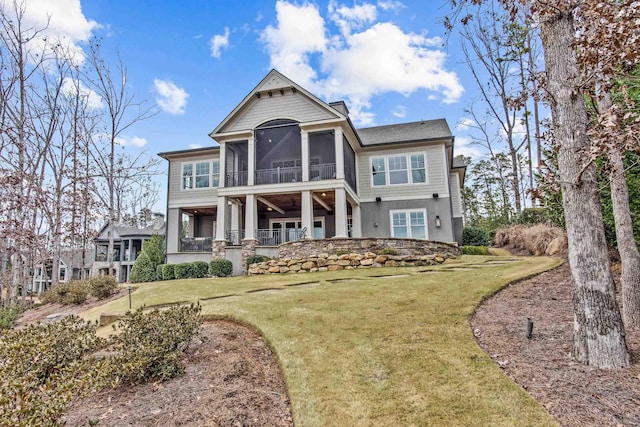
19, 0, 488, 212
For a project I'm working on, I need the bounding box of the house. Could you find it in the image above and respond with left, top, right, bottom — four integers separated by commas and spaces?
92, 215, 166, 282
159, 70, 465, 275
30, 248, 91, 293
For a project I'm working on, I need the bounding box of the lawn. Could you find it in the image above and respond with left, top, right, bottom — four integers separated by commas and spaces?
81, 255, 562, 427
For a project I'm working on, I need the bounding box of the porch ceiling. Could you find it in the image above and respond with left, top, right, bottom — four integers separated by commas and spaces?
183, 207, 217, 216
258, 191, 336, 212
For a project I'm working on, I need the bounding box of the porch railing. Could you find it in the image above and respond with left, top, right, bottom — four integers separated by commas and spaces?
225, 171, 248, 187
255, 166, 302, 185
255, 228, 306, 246
309, 163, 336, 181
180, 237, 213, 252
225, 230, 244, 246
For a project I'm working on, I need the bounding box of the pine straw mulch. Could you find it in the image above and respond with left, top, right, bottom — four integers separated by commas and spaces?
63, 320, 293, 427
471, 259, 640, 427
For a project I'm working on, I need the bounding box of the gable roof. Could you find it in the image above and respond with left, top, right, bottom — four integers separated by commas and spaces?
356, 119, 452, 146
210, 69, 345, 136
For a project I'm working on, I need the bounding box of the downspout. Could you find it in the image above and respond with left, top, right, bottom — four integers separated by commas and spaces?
446, 138, 456, 244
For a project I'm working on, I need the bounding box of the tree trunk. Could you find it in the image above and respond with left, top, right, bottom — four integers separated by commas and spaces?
540, 10, 629, 368
609, 147, 640, 328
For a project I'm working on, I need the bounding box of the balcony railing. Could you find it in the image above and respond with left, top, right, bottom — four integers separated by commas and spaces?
225, 171, 248, 187
310, 163, 336, 181
180, 237, 213, 252
225, 230, 244, 246
255, 228, 306, 246
255, 166, 302, 185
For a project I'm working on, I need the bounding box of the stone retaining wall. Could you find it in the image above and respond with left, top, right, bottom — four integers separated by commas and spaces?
248, 238, 459, 275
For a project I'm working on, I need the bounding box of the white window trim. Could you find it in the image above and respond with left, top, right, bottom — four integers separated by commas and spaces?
181, 159, 220, 190
389, 208, 428, 240
370, 152, 427, 187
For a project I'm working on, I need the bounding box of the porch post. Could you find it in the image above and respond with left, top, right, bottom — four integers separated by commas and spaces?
301, 190, 313, 239
334, 127, 345, 179
244, 194, 256, 240
230, 201, 240, 236
247, 133, 255, 186
301, 130, 309, 182
351, 203, 362, 238
218, 141, 227, 188
334, 187, 348, 238
215, 196, 227, 241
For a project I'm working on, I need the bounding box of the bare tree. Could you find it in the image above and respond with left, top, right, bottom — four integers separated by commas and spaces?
83, 39, 157, 278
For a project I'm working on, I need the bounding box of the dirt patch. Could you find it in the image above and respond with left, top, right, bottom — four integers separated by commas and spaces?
63, 320, 293, 427
471, 260, 640, 426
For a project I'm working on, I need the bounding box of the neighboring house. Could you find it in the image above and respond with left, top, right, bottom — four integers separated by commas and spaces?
30, 248, 91, 293
159, 70, 465, 273
92, 216, 166, 282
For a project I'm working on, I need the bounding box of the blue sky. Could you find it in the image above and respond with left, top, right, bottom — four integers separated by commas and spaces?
22, 0, 486, 211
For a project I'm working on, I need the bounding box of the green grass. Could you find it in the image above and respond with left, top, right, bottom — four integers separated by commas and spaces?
80, 255, 561, 427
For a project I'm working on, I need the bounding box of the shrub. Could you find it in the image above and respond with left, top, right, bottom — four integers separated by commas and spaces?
107, 304, 203, 385
156, 264, 165, 280
174, 263, 194, 279
192, 261, 209, 278
0, 316, 107, 426
462, 226, 490, 247
493, 224, 567, 256
162, 264, 175, 280
246, 255, 270, 267
41, 281, 90, 305
144, 234, 166, 267
209, 259, 233, 277
0, 306, 23, 330
378, 247, 398, 256
87, 276, 118, 300
129, 252, 157, 283
461, 245, 490, 255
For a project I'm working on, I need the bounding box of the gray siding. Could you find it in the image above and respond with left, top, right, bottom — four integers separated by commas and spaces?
223, 93, 337, 132
450, 172, 463, 218
360, 198, 455, 243
166, 208, 182, 254
357, 144, 449, 201
168, 153, 220, 209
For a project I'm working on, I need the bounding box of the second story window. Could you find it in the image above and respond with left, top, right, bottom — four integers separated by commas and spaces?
371, 153, 427, 186
182, 160, 220, 190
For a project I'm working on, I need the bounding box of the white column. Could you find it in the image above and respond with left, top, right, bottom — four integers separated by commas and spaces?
301, 130, 309, 181
231, 201, 240, 232
301, 190, 313, 239
218, 141, 227, 188
247, 134, 255, 186
351, 203, 362, 238
334, 127, 345, 179
244, 194, 257, 240
215, 196, 227, 241
334, 188, 348, 237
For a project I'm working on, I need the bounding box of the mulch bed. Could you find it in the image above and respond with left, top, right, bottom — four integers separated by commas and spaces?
63, 320, 293, 427
471, 260, 640, 426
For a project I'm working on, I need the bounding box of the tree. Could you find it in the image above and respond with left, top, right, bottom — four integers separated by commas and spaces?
449, 0, 634, 368
129, 235, 164, 283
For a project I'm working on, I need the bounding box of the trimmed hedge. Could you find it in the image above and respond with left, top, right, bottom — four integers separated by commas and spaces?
129, 252, 157, 283
156, 264, 165, 281
209, 259, 233, 277
87, 276, 118, 300
461, 245, 490, 255
462, 226, 490, 247
174, 263, 194, 279
192, 261, 209, 278
162, 264, 175, 280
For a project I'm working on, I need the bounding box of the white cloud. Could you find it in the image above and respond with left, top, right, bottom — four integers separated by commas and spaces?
9, 0, 100, 65
377, 1, 406, 12
260, 1, 463, 125
392, 105, 406, 118
116, 136, 148, 148
188, 144, 202, 149
454, 136, 483, 159
261, 0, 327, 88
210, 27, 230, 59
456, 117, 476, 131
153, 79, 189, 115
61, 77, 103, 109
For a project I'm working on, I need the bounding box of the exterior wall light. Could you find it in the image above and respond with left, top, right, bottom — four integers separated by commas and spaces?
435, 215, 441, 228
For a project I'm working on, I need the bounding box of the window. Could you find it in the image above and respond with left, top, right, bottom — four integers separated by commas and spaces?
390, 209, 427, 239
371, 153, 426, 186
182, 160, 220, 189
388, 156, 408, 184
